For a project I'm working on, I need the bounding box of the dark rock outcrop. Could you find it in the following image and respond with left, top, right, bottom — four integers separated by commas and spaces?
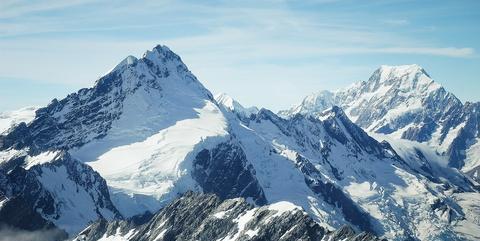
192, 141, 267, 205
75, 192, 381, 241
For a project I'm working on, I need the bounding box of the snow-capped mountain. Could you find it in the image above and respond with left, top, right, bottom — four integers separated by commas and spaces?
0, 47, 479, 240
281, 64, 480, 182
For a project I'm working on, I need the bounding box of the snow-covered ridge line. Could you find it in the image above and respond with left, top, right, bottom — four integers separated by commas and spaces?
280, 64, 479, 181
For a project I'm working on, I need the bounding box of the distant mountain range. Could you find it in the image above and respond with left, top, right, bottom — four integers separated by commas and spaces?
0, 45, 478, 241
280, 64, 480, 183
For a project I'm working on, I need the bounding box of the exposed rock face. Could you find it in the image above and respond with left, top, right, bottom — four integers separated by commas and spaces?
192, 142, 268, 205
444, 102, 480, 170
0, 151, 121, 234
74, 192, 381, 241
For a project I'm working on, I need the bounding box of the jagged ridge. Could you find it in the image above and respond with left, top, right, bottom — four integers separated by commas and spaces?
74, 192, 381, 241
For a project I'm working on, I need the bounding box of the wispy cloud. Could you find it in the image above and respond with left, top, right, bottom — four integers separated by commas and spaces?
0, 0, 97, 18
0, 0, 474, 59
0, 0, 478, 110
384, 19, 410, 26
373, 47, 474, 58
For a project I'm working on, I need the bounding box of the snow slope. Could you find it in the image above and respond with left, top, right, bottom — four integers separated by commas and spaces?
452, 192, 480, 240
73, 100, 228, 216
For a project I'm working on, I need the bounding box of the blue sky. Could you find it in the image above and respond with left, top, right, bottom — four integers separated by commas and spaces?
0, 0, 479, 111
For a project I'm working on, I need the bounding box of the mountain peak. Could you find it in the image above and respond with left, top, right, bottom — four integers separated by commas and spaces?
376, 64, 429, 78
364, 64, 440, 95
1, 44, 215, 153
378, 64, 424, 72
215, 93, 258, 116
143, 44, 182, 64
111, 55, 138, 73
215, 92, 235, 106
107, 45, 185, 77
278, 90, 335, 117
280, 64, 450, 126
94, 44, 208, 97
374, 64, 431, 81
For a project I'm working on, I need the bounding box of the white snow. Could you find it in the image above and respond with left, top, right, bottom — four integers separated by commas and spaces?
371, 133, 449, 167
345, 182, 378, 198
111, 56, 138, 73
213, 211, 227, 219
96, 228, 136, 241
0, 148, 25, 165
244, 229, 259, 238
281, 90, 335, 117
37, 164, 115, 234
463, 140, 480, 172
0, 197, 7, 209
222, 209, 257, 241
153, 229, 168, 241
263, 201, 302, 224
429, 122, 466, 154
267, 201, 301, 214
452, 192, 480, 240
255, 108, 470, 240
217, 201, 303, 241
24, 151, 59, 170
108, 189, 162, 218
